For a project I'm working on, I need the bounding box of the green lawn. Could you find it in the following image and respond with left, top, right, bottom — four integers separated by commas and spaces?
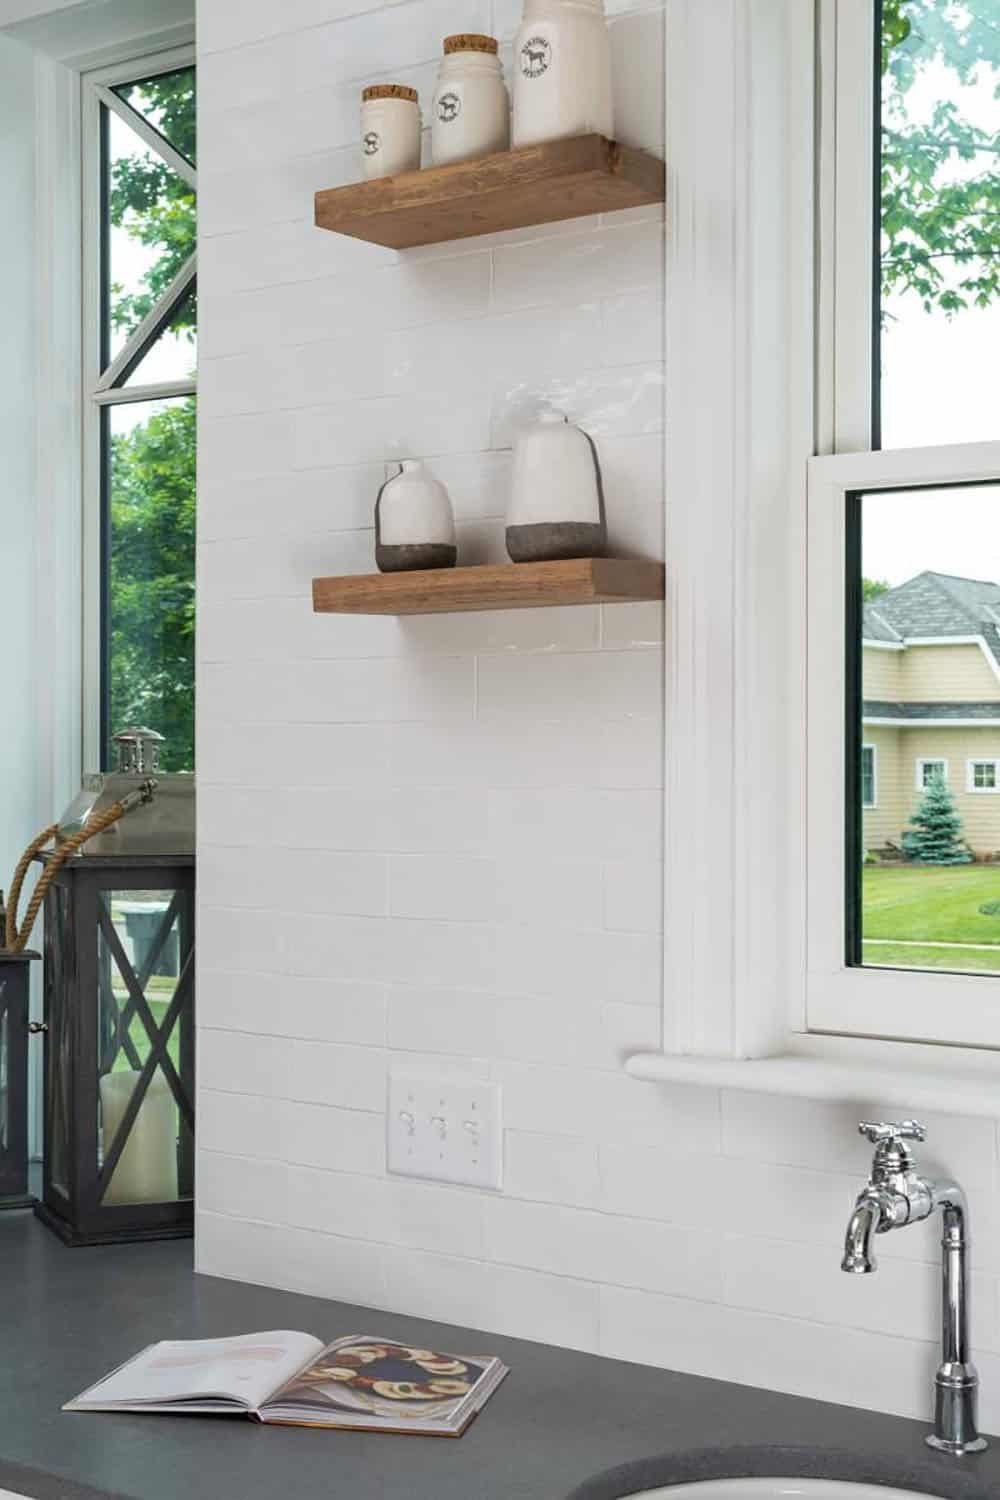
863, 864, 1000, 943
862, 864, 1000, 973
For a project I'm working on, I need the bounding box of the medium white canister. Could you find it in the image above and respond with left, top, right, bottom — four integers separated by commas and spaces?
360, 83, 421, 180
431, 34, 510, 167
512, 0, 613, 147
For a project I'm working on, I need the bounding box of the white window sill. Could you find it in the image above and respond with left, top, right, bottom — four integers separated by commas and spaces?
626, 1033, 1000, 1117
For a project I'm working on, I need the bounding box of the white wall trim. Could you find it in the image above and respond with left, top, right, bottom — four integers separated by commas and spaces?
659, 0, 814, 1059
865, 718, 1000, 728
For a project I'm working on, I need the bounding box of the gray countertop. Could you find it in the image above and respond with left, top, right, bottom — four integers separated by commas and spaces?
0, 1211, 997, 1500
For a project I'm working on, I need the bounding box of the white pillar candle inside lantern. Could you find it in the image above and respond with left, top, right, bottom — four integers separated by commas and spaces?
100, 1069, 177, 1205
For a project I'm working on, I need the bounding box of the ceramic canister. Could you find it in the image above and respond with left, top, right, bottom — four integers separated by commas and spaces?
431, 34, 510, 167
512, 0, 613, 147
376, 460, 458, 572
360, 84, 421, 180
506, 409, 607, 562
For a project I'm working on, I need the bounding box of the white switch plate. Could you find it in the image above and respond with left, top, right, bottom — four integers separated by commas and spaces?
387, 1069, 503, 1190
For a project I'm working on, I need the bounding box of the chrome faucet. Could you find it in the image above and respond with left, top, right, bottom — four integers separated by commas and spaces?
841, 1119, 986, 1455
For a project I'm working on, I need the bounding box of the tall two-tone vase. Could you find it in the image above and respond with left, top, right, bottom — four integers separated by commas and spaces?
506, 410, 607, 562
375, 460, 457, 572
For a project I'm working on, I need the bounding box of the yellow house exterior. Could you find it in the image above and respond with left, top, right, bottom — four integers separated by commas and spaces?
861, 573, 1000, 858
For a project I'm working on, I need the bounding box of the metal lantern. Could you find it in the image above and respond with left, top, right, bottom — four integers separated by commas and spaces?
34, 729, 196, 1246
0, 948, 37, 1208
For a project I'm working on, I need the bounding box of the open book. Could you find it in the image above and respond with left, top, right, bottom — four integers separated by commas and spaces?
65, 1330, 508, 1437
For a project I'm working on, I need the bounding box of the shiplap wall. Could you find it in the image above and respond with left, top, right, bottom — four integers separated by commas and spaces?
195, 0, 1000, 1429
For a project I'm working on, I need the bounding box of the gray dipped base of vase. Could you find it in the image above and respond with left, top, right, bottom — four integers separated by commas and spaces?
505, 521, 607, 563
376, 542, 457, 572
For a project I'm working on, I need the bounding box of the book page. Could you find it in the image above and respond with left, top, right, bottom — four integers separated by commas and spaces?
264, 1334, 491, 1424
67, 1331, 325, 1411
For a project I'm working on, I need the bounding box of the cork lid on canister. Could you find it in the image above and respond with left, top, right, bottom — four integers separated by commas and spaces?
443, 33, 499, 53
362, 83, 419, 102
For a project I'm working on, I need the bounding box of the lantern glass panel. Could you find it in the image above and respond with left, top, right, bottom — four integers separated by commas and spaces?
96, 890, 192, 1207
45, 881, 72, 1202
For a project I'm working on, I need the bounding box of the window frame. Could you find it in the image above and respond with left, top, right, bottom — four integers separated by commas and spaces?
967, 759, 1000, 795
916, 758, 948, 792
807, 440, 1000, 1050
80, 43, 196, 773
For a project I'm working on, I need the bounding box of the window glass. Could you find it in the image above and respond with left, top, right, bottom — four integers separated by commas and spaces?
879, 2, 1000, 448
98, 63, 196, 773
114, 65, 196, 165
107, 398, 196, 771
854, 482, 1000, 975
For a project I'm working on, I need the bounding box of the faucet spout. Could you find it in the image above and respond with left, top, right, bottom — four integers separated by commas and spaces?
841, 1193, 882, 1274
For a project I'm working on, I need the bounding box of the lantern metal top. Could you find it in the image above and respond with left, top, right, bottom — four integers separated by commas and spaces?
113, 727, 165, 776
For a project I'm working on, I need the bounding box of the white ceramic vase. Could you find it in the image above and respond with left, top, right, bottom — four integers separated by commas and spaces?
512, 0, 613, 148
376, 461, 457, 572
432, 34, 510, 167
506, 410, 607, 562
360, 84, 421, 180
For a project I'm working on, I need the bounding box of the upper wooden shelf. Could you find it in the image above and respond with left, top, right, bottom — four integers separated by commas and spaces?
314, 134, 665, 249
312, 558, 665, 616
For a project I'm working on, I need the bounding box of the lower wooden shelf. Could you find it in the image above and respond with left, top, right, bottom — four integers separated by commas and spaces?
312, 558, 665, 616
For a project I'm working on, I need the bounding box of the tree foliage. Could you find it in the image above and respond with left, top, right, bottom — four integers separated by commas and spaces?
882, 1, 1000, 318
863, 577, 891, 601
110, 69, 196, 338
107, 68, 197, 772
905, 772, 972, 864
109, 399, 196, 771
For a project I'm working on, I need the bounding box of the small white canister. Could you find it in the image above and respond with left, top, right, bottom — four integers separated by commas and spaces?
375, 461, 457, 572
360, 83, 421, 180
506, 409, 607, 562
512, 0, 613, 147
431, 34, 510, 167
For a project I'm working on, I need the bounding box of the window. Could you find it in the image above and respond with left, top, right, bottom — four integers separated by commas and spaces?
861, 745, 877, 807
807, 0, 1000, 1047
916, 758, 948, 790
83, 50, 197, 773
968, 759, 1000, 792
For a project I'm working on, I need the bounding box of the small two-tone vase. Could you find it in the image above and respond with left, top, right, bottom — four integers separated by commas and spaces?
375, 460, 457, 572
506, 409, 607, 562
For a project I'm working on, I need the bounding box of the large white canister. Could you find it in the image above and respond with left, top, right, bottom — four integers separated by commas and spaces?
431, 34, 510, 167
512, 0, 613, 147
506, 410, 607, 562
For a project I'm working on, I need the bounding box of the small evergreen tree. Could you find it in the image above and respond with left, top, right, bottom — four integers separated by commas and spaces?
906, 773, 972, 865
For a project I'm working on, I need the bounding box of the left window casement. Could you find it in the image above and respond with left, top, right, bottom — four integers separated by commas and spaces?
82, 50, 197, 775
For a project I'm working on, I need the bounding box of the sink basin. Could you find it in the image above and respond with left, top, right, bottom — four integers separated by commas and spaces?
637, 1485, 935, 1499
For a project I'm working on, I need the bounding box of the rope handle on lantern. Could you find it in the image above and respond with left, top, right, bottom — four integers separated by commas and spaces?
4, 780, 157, 955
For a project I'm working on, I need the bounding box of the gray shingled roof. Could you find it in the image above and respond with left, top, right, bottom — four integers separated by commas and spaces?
864, 700, 1000, 721
863, 571, 1000, 668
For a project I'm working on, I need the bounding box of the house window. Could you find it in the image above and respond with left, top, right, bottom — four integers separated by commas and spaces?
968, 760, 1000, 793
861, 745, 877, 807
83, 50, 197, 772
806, 0, 1000, 1047
916, 758, 948, 791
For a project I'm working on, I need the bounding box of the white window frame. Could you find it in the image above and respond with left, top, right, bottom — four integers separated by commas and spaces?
81, 42, 196, 771
861, 744, 877, 808
967, 759, 1000, 794
916, 758, 948, 792
627, 0, 1000, 1110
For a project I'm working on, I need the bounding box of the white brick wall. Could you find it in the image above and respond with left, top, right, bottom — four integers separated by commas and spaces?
196, 0, 1000, 1433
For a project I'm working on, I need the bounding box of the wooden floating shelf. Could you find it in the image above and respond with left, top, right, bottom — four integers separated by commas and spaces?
312, 558, 665, 616
314, 134, 665, 249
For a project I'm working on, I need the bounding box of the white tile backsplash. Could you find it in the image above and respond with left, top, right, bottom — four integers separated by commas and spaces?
196, 0, 1000, 1433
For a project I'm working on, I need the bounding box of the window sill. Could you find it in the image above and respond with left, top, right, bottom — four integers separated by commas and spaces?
626, 1033, 1000, 1117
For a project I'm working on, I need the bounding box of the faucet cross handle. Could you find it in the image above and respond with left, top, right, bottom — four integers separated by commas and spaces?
859, 1119, 927, 1146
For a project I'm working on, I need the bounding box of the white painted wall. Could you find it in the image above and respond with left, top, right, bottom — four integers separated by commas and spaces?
194, 0, 1000, 1434
0, 32, 41, 901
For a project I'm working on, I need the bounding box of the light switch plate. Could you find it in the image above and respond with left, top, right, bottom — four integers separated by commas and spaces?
387, 1069, 502, 1190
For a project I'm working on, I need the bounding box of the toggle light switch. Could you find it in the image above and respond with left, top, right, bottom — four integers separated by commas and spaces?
387, 1070, 502, 1189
